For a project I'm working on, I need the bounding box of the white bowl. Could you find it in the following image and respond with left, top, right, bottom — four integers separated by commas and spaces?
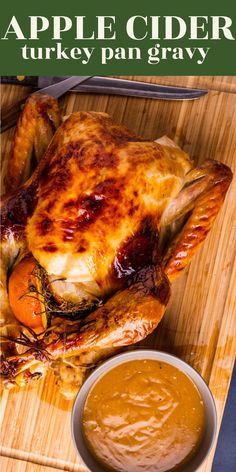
71, 350, 217, 472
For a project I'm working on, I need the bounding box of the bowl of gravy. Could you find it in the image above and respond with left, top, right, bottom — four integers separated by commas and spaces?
71, 350, 217, 472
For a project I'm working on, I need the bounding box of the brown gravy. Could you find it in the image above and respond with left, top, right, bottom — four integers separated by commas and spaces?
83, 359, 205, 472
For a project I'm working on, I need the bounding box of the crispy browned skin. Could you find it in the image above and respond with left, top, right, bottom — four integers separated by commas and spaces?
0, 95, 233, 391
4, 93, 61, 193
46, 266, 170, 358
162, 159, 233, 281
1, 266, 170, 385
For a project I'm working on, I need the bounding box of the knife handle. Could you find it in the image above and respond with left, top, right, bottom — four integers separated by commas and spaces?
1, 98, 26, 133
1, 76, 38, 86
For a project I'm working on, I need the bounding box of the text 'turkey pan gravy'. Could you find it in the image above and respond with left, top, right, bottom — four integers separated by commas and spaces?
82, 359, 205, 472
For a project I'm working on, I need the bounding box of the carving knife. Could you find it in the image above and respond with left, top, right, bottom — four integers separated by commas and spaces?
1, 76, 208, 132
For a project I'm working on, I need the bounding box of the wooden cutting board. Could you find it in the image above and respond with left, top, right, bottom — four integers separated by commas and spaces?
1, 77, 236, 472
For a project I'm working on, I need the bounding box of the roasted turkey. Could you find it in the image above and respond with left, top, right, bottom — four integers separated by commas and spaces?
0, 93, 232, 398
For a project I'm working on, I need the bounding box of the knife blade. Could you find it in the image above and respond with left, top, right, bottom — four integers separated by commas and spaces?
38, 76, 208, 100
1, 76, 207, 132
2, 76, 208, 100
35, 76, 92, 98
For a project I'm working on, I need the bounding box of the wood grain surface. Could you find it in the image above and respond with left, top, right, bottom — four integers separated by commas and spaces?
1, 76, 236, 472
0, 456, 63, 472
